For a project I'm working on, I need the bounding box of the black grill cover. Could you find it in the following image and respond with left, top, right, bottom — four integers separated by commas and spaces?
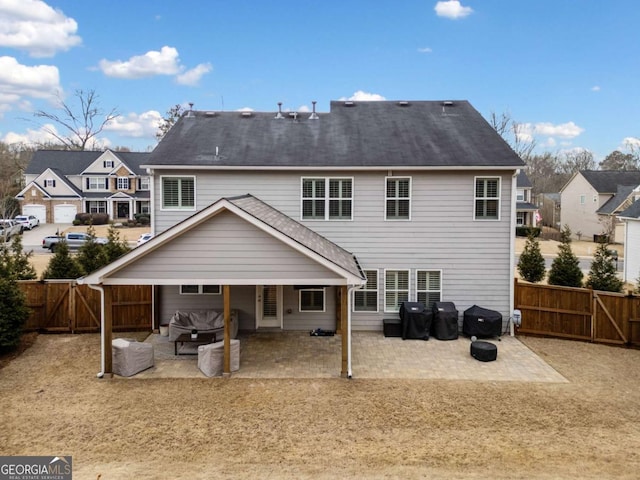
463, 305, 502, 338
431, 301, 459, 340
399, 302, 431, 340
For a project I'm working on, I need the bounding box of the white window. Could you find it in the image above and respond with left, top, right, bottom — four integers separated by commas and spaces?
579, 194, 586, 205
87, 177, 107, 190
162, 176, 195, 209
384, 270, 409, 312
516, 211, 525, 226
299, 288, 325, 312
302, 178, 353, 220
138, 201, 150, 214
179, 285, 221, 295
474, 177, 500, 220
138, 177, 150, 190
354, 269, 379, 312
385, 177, 411, 220
416, 270, 442, 309
516, 189, 525, 202
87, 201, 107, 214
44, 179, 56, 188
117, 177, 130, 190
103, 160, 114, 168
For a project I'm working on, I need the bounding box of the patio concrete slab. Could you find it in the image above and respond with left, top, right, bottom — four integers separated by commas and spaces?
132, 331, 567, 383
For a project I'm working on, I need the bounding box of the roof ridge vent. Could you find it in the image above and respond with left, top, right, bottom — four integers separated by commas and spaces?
398, 101, 410, 107
241, 111, 253, 117
344, 101, 355, 107
442, 100, 454, 114
274, 102, 284, 119
309, 101, 319, 120
204, 111, 216, 117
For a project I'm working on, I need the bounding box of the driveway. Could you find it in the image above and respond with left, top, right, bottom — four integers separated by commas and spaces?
20, 223, 68, 252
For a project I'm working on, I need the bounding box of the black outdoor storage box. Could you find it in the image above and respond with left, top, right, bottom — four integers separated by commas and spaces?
399, 302, 432, 340
383, 318, 402, 337
463, 305, 502, 338
431, 302, 459, 340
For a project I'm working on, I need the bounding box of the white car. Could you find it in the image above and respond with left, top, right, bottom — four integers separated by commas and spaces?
137, 233, 153, 246
14, 215, 39, 230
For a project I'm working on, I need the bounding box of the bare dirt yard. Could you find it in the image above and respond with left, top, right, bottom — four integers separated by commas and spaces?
1, 334, 639, 479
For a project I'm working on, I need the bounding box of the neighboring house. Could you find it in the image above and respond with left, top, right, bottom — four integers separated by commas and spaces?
515, 171, 539, 228
536, 193, 561, 229
15, 150, 151, 224
619, 199, 640, 285
560, 170, 640, 242
79, 100, 524, 377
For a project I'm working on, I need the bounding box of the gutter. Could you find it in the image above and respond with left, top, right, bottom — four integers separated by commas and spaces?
87, 283, 106, 378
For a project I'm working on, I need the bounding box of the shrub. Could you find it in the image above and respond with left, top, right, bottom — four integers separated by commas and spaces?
0, 276, 29, 351
516, 226, 541, 237
517, 232, 546, 283
74, 212, 109, 225
41, 241, 84, 279
586, 242, 623, 292
548, 225, 583, 287
72, 219, 81, 226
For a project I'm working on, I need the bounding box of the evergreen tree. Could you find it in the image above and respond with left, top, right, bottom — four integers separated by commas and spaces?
0, 235, 37, 280
586, 242, 623, 292
517, 231, 546, 283
41, 241, 84, 279
103, 224, 130, 262
0, 276, 30, 351
548, 225, 584, 287
76, 225, 109, 275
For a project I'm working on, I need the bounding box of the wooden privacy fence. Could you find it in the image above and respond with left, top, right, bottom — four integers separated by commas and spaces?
514, 279, 640, 347
18, 280, 152, 333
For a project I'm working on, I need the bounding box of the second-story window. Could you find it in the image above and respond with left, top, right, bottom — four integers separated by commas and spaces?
385, 177, 411, 220
87, 177, 107, 190
117, 177, 130, 190
162, 176, 195, 209
44, 179, 56, 188
474, 177, 500, 220
103, 160, 114, 168
138, 177, 150, 190
302, 178, 353, 220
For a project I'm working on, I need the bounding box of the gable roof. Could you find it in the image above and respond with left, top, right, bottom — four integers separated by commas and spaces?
145, 100, 524, 170
516, 170, 532, 188
597, 185, 637, 215
79, 194, 365, 286
580, 170, 640, 193
618, 199, 640, 220
26, 150, 150, 176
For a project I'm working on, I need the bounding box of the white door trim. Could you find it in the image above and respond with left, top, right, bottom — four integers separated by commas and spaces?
255, 285, 283, 329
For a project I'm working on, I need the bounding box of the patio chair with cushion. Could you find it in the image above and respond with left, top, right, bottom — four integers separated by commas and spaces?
112, 338, 154, 377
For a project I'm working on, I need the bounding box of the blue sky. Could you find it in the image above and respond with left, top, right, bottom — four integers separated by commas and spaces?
0, 0, 638, 161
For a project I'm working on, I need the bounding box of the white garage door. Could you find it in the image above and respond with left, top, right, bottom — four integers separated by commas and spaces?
23, 204, 47, 224
54, 204, 77, 224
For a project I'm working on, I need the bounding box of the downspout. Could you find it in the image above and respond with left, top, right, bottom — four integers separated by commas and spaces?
346, 285, 359, 379
509, 170, 518, 336
88, 283, 106, 378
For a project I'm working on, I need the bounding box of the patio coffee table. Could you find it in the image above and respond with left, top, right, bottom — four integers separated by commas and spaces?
174, 332, 217, 355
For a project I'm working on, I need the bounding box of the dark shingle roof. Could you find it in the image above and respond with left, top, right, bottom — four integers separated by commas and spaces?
597, 185, 636, 215
146, 100, 524, 169
517, 170, 532, 188
581, 170, 640, 193
26, 150, 149, 176
618, 199, 640, 219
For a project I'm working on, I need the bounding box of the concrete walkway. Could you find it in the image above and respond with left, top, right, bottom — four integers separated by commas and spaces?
134, 331, 567, 383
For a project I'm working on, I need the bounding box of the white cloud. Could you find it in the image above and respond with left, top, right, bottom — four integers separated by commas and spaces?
176, 62, 212, 86
0, 0, 81, 57
622, 137, 640, 151
3, 123, 59, 145
103, 110, 163, 138
532, 121, 584, 139
434, 1, 473, 19
99, 46, 182, 79
591, 85, 601, 92
0, 56, 60, 116
340, 90, 386, 101
418, 47, 433, 53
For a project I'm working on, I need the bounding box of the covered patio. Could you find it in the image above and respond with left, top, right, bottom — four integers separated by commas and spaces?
79, 195, 366, 378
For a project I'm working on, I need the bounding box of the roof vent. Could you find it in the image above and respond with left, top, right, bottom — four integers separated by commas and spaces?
398, 101, 410, 107
309, 101, 319, 120
442, 101, 454, 114
288, 112, 298, 120
204, 111, 216, 117
344, 101, 355, 107
185, 102, 195, 118
274, 102, 284, 119
241, 111, 253, 117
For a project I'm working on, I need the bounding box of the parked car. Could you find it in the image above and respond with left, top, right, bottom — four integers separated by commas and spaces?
14, 214, 39, 230
42, 232, 108, 252
0, 219, 23, 241
136, 233, 153, 246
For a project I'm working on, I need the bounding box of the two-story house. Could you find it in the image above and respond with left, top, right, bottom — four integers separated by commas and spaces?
515, 170, 539, 228
80, 100, 524, 376
560, 170, 640, 242
16, 149, 151, 224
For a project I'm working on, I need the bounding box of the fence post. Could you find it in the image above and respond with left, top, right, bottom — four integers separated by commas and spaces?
590, 287, 596, 342
69, 282, 76, 333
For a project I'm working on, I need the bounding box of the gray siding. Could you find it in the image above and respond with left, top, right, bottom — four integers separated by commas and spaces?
154, 169, 515, 330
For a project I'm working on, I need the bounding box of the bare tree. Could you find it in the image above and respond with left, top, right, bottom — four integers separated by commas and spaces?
156, 104, 185, 141
33, 89, 119, 150
489, 111, 537, 160
558, 149, 596, 175
599, 150, 639, 170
